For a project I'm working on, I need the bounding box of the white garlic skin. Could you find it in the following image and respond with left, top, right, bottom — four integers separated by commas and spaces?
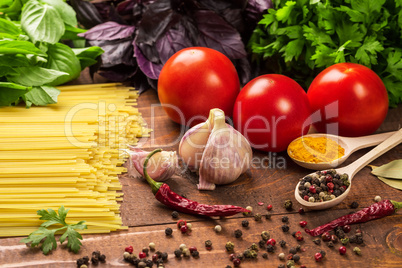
128, 148, 177, 181
179, 108, 252, 190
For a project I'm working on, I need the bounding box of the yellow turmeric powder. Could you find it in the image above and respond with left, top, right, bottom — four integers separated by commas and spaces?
287, 136, 345, 163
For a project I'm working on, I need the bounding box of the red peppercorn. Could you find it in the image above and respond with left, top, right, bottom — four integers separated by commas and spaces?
267, 238, 276, 246
329, 189, 334, 194
124, 245, 133, 254
267, 204, 273, 211
304, 195, 309, 201
342, 225, 351, 233
180, 225, 188, 234
177, 220, 187, 229
229, 253, 237, 261
233, 258, 241, 267
321, 232, 331, 241
314, 252, 323, 262
339, 246, 347, 255
189, 246, 197, 253
327, 182, 334, 190
331, 234, 339, 243
326, 175, 333, 182
309, 185, 316, 193
139, 252, 147, 259
295, 231, 304, 241
301, 265, 307, 268
299, 221, 307, 227
342, 185, 347, 190
152, 254, 159, 263
298, 208, 305, 214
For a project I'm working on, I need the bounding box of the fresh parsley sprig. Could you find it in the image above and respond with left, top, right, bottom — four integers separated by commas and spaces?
20, 206, 87, 255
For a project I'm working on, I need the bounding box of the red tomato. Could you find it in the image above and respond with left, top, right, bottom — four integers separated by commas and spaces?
233, 74, 311, 152
307, 63, 388, 137
158, 47, 240, 126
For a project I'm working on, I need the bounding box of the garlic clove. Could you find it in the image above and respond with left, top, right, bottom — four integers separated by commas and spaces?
128, 148, 177, 182
197, 109, 253, 190
179, 113, 212, 171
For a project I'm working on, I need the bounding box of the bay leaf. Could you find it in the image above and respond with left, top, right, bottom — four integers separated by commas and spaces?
376, 176, 402, 190
370, 159, 402, 180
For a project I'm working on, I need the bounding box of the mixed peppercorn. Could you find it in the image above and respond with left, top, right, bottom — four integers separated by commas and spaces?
298, 169, 350, 202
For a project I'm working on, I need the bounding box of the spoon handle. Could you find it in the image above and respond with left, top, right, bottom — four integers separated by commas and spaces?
340, 128, 402, 178
342, 131, 396, 152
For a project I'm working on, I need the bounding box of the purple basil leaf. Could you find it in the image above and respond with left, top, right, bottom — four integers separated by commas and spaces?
134, 43, 163, 80
199, 0, 247, 12
245, 0, 272, 22
89, 39, 134, 68
107, 5, 128, 24
156, 23, 193, 64
195, 10, 246, 59
79, 21, 135, 41
220, 8, 245, 34
69, 0, 104, 29
99, 64, 137, 82
136, 0, 180, 45
233, 57, 251, 85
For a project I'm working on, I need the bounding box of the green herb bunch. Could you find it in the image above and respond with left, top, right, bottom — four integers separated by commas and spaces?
20, 206, 87, 255
250, 0, 402, 107
0, 0, 103, 107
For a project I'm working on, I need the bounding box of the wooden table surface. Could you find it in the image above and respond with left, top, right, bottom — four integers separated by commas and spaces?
0, 81, 401, 268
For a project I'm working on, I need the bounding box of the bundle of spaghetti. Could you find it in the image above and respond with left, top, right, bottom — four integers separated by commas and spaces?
0, 83, 150, 237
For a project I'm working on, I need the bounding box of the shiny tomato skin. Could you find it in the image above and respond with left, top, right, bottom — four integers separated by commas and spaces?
233, 74, 311, 152
307, 63, 388, 137
158, 47, 240, 126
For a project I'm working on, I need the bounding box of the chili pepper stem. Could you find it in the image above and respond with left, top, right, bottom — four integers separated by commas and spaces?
143, 149, 164, 195
390, 200, 402, 211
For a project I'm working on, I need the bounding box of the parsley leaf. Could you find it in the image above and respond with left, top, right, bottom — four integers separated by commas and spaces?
20, 206, 87, 255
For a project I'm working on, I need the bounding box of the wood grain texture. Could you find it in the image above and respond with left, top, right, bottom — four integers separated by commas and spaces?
0, 77, 401, 267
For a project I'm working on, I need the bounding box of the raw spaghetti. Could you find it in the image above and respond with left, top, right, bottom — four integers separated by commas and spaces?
0, 83, 150, 237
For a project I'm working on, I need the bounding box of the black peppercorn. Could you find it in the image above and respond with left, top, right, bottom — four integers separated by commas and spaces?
76, 258, 86, 267
267, 244, 275, 252
293, 254, 300, 262
296, 244, 301, 252
282, 216, 289, 223
161, 252, 168, 261
171, 211, 179, 219
279, 240, 286, 248
262, 252, 268, 259
91, 257, 99, 265
319, 250, 326, 258
165, 227, 173, 236
313, 238, 321, 245
284, 200, 293, 211
145, 260, 153, 267
281, 225, 290, 232
265, 212, 272, 219
98, 254, 106, 262
291, 231, 297, 237
350, 201, 359, 209
259, 240, 266, 248
191, 251, 199, 258
241, 220, 249, 227
327, 241, 334, 247
289, 247, 297, 254
205, 240, 213, 250
234, 229, 243, 238
174, 249, 182, 258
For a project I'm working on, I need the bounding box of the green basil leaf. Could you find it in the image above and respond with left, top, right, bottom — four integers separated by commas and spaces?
0, 54, 30, 67
0, 82, 31, 107
23, 85, 60, 107
46, 43, 81, 85
72, 46, 103, 70
370, 160, 402, 179
6, 66, 68, 86
21, 0, 64, 44
0, 0, 23, 20
0, 17, 21, 36
0, 40, 45, 55
40, 0, 77, 27
61, 24, 86, 40
0, 66, 18, 77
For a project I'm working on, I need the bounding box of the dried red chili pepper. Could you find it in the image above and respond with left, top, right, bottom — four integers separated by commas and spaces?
305, 199, 402, 236
143, 149, 250, 217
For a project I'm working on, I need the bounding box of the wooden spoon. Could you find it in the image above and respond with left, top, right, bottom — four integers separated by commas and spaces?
294, 128, 402, 210
288, 131, 396, 170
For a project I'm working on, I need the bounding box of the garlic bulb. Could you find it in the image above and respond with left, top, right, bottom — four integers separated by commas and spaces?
179, 108, 252, 190
127, 148, 177, 182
